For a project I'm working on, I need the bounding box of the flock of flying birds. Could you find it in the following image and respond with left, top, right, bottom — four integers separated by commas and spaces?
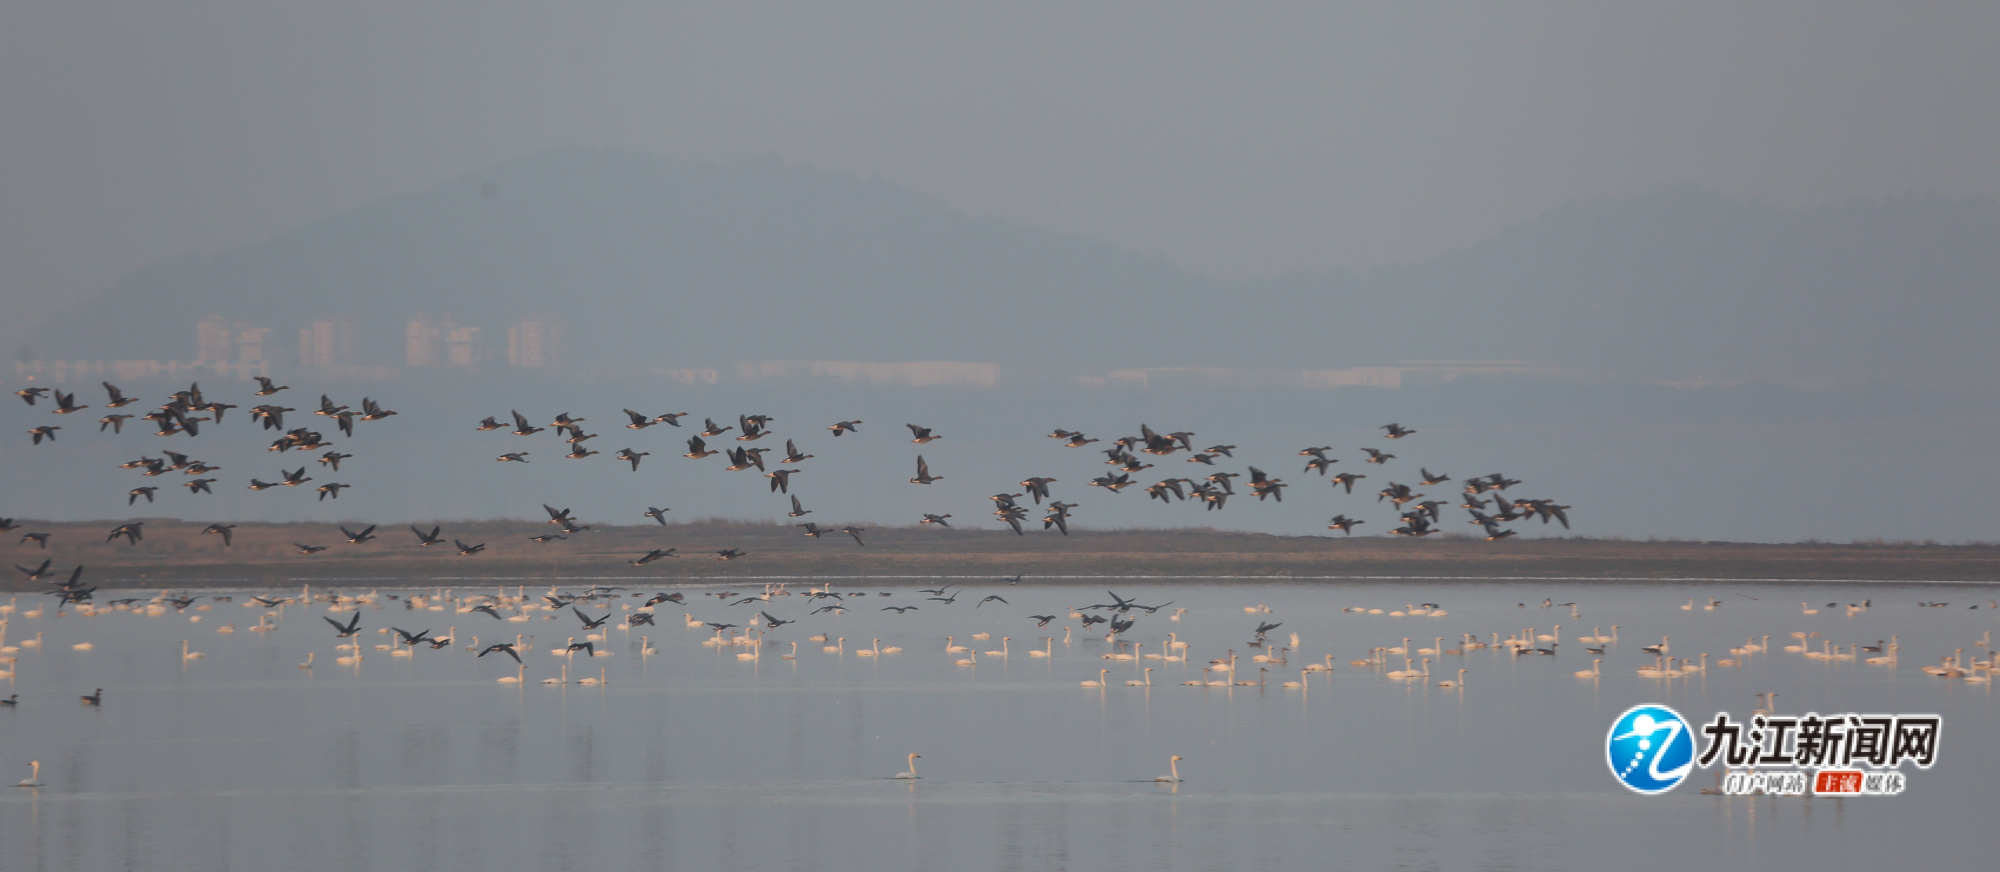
9, 375, 1573, 579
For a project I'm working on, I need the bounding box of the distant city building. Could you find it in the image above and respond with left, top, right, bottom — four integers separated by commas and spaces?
1298, 367, 1405, 390
506, 315, 562, 368
196, 316, 233, 366
445, 326, 480, 368
658, 367, 719, 386
728, 360, 1000, 388
405, 317, 442, 367
1105, 367, 1233, 390
298, 318, 356, 368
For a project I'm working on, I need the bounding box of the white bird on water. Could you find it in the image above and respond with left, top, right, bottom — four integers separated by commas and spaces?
1154, 756, 1183, 783
895, 753, 920, 780
16, 760, 42, 787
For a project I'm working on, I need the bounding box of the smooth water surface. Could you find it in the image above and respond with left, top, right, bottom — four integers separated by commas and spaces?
1, 578, 1995, 871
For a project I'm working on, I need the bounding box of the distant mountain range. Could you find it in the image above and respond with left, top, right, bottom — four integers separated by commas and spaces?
36, 149, 2000, 388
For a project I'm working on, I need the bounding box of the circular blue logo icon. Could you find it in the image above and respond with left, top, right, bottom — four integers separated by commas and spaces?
1606, 704, 1695, 794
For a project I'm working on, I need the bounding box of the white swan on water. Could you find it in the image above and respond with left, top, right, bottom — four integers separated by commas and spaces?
895, 753, 920, 780
16, 760, 42, 787
1154, 756, 1182, 783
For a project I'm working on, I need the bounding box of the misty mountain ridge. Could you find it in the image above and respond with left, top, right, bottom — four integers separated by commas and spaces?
35, 149, 2000, 388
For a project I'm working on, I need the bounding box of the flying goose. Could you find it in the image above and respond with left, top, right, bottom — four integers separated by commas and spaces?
781, 439, 813, 464
454, 540, 486, 556
787, 496, 810, 517
316, 482, 349, 501
920, 513, 952, 527
766, 468, 797, 493
128, 487, 157, 505
643, 506, 670, 525
622, 409, 656, 429
16, 387, 50, 405
1382, 423, 1416, 439
616, 448, 649, 470
1361, 447, 1395, 464
840, 526, 866, 546
508, 411, 543, 437
906, 424, 941, 443
683, 435, 719, 459
201, 523, 235, 547
358, 398, 397, 421
1020, 477, 1056, 503
412, 525, 445, 547
28, 425, 59, 445
911, 456, 942, 484
318, 451, 353, 471
496, 452, 530, 463
99, 414, 134, 433
341, 524, 377, 544
253, 376, 289, 396
51, 390, 88, 414
700, 418, 734, 437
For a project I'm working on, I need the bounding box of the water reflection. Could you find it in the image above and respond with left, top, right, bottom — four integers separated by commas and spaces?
0, 579, 1992, 870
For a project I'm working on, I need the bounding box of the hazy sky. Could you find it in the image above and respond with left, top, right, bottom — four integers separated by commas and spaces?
4, 2, 1996, 350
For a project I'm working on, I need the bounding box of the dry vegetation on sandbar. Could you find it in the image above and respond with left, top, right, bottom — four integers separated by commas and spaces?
3, 519, 1996, 590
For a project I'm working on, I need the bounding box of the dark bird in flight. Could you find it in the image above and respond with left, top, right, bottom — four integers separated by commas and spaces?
324, 613, 362, 637
478, 643, 521, 664
413, 525, 445, 547
201, 523, 235, 547
1382, 423, 1415, 439
1327, 515, 1365, 535
341, 525, 376, 544
907, 424, 942, 444
766, 468, 797, 493
828, 420, 862, 436
911, 456, 942, 484
509, 411, 543, 437
643, 506, 670, 525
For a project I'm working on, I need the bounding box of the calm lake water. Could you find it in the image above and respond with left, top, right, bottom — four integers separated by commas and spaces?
2, 578, 1995, 871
